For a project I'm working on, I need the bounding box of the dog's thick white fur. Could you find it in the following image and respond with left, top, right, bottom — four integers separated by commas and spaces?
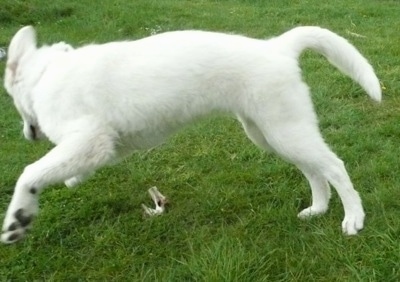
1, 26, 381, 243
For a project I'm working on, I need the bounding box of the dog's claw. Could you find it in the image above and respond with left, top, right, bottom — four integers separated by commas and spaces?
142, 186, 168, 217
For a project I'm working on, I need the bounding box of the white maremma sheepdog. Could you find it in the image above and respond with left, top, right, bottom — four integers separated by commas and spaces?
1, 26, 381, 243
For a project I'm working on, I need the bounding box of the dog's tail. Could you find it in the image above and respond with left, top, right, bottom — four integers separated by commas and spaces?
277, 26, 381, 102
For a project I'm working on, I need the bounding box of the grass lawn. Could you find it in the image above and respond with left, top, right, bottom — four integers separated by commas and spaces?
1, 0, 400, 280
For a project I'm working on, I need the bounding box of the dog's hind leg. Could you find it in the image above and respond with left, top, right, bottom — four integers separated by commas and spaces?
240, 115, 331, 217
297, 169, 331, 218
245, 78, 364, 235
238, 115, 272, 151
259, 119, 364, 235
1, 127, 117, 244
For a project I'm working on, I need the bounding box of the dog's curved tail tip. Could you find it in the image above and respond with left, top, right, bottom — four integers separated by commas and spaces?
278, 26, 382, 102
364, 79, 382, 103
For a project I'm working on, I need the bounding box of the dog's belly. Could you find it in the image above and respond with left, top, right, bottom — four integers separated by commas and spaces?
118, 130, 168, 152
115, 120, 186, 155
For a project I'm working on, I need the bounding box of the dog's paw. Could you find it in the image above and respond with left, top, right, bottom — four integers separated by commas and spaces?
342, 210, 365, 235
64, 176, 81, 188
1, 208, 35, 244
65, 174, 91, 188
297, 206, 328, 219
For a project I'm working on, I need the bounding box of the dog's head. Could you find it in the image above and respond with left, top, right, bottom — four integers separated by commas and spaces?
4, 26, 73, 141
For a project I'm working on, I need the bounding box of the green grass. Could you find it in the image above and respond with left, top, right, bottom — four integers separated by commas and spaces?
1, 0, 400, 280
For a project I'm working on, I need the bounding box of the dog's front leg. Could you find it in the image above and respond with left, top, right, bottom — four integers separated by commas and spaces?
1, 130, 117, 244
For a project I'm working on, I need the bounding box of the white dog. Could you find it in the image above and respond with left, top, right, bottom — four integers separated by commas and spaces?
1, 25, 381, 243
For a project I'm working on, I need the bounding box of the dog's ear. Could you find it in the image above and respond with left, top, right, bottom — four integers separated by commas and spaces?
7, 26, 37, 64
5, 26, 37, 91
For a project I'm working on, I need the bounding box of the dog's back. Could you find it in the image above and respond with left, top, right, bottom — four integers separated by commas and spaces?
34, 31, 298, 144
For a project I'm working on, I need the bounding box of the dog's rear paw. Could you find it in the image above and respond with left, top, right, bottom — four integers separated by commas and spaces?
297, 206, 328, 219
65, 173, 91, 188
1, 208, 34, 244
342, 210, 365, 235
65, 176, 81, 188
